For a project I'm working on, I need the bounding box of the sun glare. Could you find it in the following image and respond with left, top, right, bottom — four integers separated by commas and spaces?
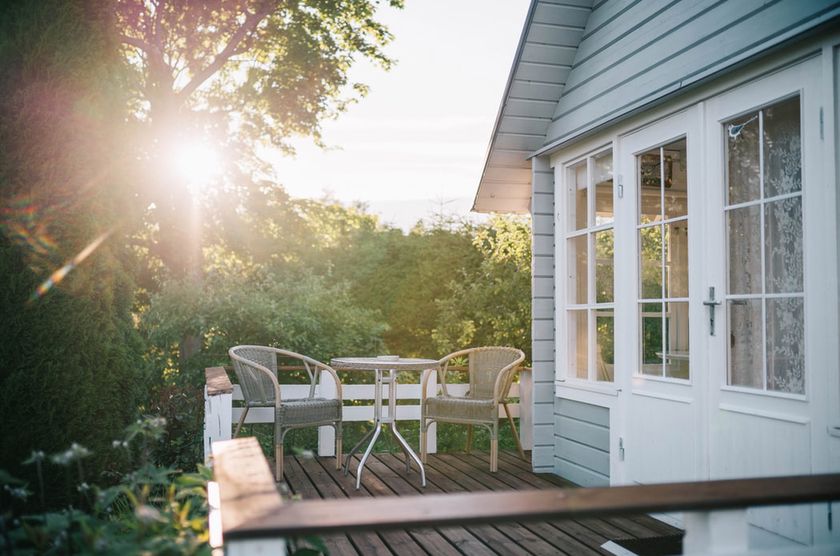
172, 142, 221, 188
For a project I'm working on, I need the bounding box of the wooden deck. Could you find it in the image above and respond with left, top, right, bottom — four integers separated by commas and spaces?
280, 450, 682, 555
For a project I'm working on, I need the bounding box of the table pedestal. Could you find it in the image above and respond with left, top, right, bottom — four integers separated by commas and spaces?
343, 368, 426, 489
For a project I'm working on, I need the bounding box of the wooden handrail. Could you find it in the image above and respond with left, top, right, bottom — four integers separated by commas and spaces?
206, 366, 234, 396
212, 436, 840, 540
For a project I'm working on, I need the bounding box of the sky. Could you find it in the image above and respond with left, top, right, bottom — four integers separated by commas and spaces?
264, 0, 531, 230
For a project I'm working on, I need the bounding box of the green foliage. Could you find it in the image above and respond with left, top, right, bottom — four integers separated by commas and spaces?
1, 417, 211, 555
432, 216, 532, 362
0, 0, 147, 502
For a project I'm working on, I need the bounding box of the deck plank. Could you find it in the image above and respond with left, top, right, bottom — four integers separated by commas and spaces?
280, 451, 683, 556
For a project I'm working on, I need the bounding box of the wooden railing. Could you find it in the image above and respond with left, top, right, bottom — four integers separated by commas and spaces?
203, 364, 533, 462
208, 437, 840, 556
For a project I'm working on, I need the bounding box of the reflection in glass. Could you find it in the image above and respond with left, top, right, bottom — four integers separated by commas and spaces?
640, 303, 663, 376
568, 235, 588, 304
766, 297, 804, 394
595, 229, 614, 303
728, 298, 763, 389
664, 302, 689, 379
639, 148, 662, 224
594, 151, 614, 225
763, 96, 801, 198
569, 161, 587, 231
639, 225, 662, 299
569, 310, 588, 379
663, 139, 688, 220
765, 196, 803, 294
727, 205, 761, 295
665, 220, 688, 298
726, 110, 760, 204
596, 309, 614, 382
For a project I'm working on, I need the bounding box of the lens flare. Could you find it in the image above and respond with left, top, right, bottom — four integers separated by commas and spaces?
29, 230, 112, 302
172, 142, 221, 188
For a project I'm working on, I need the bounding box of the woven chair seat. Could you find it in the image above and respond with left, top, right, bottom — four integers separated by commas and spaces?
277, 397, 342, 426
425, 396, 496, 421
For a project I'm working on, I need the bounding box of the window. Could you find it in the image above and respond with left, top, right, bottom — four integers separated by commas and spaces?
566, 149, 614, 381
724, 96, 804, 394
637, 138, 689, 379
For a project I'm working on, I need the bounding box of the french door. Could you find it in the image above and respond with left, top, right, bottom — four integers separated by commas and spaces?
703, 56, 830, 544
615, 108, 707, 487
613, 56, 835, 543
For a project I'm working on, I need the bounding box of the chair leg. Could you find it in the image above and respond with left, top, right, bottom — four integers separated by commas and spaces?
275, 443, 284, 481
503, 402, 526, 460
490, 422, 498, 473
234, 406, 249, 437
335, 422, 343, 471
466, 424, 474, 454
420, 420, 427, 464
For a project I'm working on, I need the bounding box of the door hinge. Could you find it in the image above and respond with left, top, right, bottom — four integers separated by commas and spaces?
619, 437, 625, 461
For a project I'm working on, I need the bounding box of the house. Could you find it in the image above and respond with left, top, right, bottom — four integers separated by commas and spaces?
474, 0, 840, 547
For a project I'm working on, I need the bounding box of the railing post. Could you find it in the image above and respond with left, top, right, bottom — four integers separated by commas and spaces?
683, 509, 748, 555
426, 369, 437, 454
204, 385, 232, 463
519, 368, 533, 450
318, 369, 337, 457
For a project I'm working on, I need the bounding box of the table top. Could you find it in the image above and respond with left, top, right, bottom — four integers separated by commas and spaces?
331, 356, 439, 371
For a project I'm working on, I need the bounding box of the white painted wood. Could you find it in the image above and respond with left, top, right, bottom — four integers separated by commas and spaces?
225, 538, 287, 556
683, 509, 748, 555
520, 368, 533, 450
548, 1, 840, 146
317, 369, 336, 457
703, 57, 830, 544
204, 387, 232, 463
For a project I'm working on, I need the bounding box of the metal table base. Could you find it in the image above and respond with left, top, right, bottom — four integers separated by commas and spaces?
343, 368, 426, 489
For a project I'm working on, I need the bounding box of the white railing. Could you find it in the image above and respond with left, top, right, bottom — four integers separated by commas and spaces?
203, 367, 533, 462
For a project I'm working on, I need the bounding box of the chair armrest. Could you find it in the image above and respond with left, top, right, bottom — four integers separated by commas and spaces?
317, 364, 343, 402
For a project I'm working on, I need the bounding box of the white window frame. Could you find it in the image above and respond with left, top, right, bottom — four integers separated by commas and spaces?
559, 145, 615, 383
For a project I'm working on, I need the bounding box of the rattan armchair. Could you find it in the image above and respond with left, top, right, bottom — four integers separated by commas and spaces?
420, 346, 525, 472
228, 345, 343, 481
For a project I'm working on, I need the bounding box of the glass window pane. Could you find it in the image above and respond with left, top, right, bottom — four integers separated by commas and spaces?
594, 151, 613, 225
596, 309, 614, 382
665, 220, 689, 298
765, 196, 803, 294
595, 229, 614, 303
726, 110, 760, 204
664, 301, 690, 379
640, 303, 664, 376
568, 235, 588, 304
640, 225, 662, 299
766, 297, 804, 394
727, 205, 761, 295
568, 310, 588, 380
763, 96, 801, 198
569, 161, 588, 231
664, 139, 688, 220
639, 149, 662, 223
728, 298, 763, 389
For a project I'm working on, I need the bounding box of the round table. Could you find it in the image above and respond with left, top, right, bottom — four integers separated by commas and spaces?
331, 356, 438, 489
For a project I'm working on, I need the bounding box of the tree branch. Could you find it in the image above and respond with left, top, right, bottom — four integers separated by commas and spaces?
120, 34, 152, 53
176, 2, 277, 102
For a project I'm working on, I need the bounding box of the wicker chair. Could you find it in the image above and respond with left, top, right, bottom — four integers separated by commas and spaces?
228, 345, 343, 481
420, 346, 525, 472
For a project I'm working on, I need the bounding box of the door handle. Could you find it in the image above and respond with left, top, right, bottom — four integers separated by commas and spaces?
703, 286, 722, 336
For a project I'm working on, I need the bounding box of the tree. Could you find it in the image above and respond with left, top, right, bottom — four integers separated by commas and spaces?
432, 216, 532, 361
0, 0, 148, 499
115, 0, 402, 278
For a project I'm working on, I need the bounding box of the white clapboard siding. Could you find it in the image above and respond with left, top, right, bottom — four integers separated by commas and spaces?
543, 0, 840, 149
474, 0, 594, 213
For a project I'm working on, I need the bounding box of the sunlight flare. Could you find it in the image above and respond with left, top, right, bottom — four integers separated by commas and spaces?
172, 141, 221, 189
